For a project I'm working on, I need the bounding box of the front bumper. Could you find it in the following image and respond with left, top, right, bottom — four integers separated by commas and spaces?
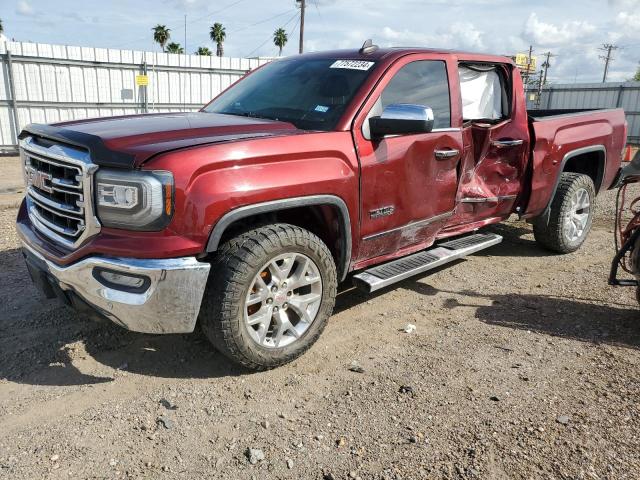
21, 241, 211, 334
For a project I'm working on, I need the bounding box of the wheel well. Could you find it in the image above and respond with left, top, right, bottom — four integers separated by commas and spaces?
215, 204, 348, 279
562, 150, 605, 193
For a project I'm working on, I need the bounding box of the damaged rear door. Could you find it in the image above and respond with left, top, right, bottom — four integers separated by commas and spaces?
452, 61, 530, 224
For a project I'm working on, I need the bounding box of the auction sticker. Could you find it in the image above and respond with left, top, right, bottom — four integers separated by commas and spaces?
330, 60, 375, 71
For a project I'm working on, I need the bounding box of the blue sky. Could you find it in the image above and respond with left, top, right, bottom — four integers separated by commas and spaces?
2, 0, 639, 82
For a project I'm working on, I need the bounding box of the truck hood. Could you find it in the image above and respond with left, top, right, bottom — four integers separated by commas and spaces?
19, 112, 301, 169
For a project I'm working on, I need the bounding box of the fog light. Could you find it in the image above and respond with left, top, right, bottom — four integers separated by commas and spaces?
93, 267, 150, 293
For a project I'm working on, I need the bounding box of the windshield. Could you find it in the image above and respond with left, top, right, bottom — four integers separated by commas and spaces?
203, 57, 376, 131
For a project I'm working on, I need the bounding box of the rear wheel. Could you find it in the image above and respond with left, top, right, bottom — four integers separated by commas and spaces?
199, 223, 337, 370
533, 172, 596, 253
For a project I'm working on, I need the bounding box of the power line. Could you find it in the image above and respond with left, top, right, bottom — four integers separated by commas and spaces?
244, 11, 299, 58
109, 0, 249, 50
599, 43, 619, 83
189, 8, 296, 48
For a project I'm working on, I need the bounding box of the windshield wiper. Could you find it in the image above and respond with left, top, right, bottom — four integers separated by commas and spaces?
218, 110, 273, 121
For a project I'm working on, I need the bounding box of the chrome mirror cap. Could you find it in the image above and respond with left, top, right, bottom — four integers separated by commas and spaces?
370, 103, 435, 137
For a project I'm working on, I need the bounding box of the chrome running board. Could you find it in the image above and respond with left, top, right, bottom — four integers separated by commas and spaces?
352, 233, 503, 293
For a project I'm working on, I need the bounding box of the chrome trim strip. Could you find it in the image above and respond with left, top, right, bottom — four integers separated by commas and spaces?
27, 187, 84, 216
27, 202, 83, 237
363, 210, 454, 241
460, 195, 517, 203
431, 127, 462, 132
491, 139, 524, 148
21, 240, 211, 334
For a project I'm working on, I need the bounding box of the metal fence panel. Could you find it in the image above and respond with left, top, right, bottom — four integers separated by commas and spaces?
528, 82, 640, 145
0, 40, 267, 153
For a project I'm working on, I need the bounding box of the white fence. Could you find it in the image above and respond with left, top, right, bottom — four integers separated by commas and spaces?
0, 41, 269, 153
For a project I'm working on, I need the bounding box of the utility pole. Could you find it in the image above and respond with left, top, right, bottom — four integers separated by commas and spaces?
599, 44, 618, 83
523, 45, 533, 92
536, 69, 544, 108
297, 0, 306, 54
541, 51, 555, 86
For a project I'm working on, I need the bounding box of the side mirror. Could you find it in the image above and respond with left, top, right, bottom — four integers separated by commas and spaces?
369, 104, 434, 138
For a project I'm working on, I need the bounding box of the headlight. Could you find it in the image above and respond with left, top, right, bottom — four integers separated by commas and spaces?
95, 169, 174, 231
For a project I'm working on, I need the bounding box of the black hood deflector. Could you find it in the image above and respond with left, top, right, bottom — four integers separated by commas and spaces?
19, 123, 136, 168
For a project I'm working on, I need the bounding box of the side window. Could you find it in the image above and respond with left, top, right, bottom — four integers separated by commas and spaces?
459, 64, 509, 121
363, 60, 451, 138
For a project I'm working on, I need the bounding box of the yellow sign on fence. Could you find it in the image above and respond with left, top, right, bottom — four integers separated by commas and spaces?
515, 53, 537, 73
135, 74, 149, 86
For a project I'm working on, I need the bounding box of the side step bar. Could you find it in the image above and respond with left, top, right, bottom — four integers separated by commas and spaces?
352, 233, 502, 293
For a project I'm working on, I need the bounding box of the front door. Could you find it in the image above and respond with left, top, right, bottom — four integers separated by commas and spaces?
353, 56, 463, 264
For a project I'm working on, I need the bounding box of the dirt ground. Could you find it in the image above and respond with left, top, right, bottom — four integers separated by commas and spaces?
1, 156, 639, 479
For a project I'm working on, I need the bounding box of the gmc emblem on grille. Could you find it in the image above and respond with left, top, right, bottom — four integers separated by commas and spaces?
25, 166, 53, 193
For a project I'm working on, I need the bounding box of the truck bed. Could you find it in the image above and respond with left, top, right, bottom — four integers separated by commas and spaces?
527, 108, 619, 121
524, 107, 627, 218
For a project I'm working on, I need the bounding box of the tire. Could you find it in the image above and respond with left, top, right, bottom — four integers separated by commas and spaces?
199, 223, 337, 370
533, 172, 596, 253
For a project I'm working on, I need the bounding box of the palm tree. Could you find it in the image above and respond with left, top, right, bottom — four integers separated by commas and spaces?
166, 42, 184, 54
152, 25, 170, 52
195, 46, 212, 56
210, 22, 226, 57
273, 28, 288, 56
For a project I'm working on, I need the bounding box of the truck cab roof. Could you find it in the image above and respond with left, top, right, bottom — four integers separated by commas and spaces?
296, 47, 515, 66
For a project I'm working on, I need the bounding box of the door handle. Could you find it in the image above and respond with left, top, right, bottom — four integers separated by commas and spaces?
434, 149, 460, 159
491, 139, 524, 148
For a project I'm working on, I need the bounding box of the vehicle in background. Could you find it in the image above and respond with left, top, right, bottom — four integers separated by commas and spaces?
609, 150, 640, 303
17, 42, 627, 370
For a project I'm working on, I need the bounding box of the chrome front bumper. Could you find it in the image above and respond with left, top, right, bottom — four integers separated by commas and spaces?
21, 242, 211, 334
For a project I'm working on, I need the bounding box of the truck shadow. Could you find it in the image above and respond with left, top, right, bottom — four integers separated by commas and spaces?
475, 222, 555, 258
401, 281, 640, 350
4, 229, 638, 388
0, 249, 245, 387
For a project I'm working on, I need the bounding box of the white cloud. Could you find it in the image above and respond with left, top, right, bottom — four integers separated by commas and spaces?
16, 0, 34, 16
523, 13, 596, 47
615, 11, 640, 37
380, 22, 486, 51
607, 0, 640, 9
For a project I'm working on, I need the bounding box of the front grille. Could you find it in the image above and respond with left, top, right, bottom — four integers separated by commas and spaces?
21, 136, 100, 249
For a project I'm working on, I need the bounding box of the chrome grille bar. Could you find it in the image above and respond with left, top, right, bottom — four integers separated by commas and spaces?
20, 136, 100, 249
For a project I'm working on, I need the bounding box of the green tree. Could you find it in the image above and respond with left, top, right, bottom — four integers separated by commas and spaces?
273, 27, 288, 56
0, 19, 4, 35
210, 22, 226, 57
166, 42, 184, 54
634, 65, 640, 82
195, 46, 212, 56
152, 25, 170, 52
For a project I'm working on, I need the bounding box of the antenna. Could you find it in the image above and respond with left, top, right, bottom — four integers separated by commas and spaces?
360, 39, 379, 55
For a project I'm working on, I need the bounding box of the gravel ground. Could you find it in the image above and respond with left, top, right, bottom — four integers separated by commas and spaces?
1, 181, 639, 479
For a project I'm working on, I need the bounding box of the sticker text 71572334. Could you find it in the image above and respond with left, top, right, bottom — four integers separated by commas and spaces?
330, 60, 375, 71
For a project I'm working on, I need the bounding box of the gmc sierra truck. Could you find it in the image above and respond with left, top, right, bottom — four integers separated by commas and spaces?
16, 43, 627, 370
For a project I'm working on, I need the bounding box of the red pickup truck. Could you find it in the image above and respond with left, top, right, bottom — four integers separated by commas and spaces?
16, 44, 627, 370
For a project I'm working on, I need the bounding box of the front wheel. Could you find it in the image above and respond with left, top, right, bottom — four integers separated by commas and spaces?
199, 223, 337, 370
533, 172, 596, 253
